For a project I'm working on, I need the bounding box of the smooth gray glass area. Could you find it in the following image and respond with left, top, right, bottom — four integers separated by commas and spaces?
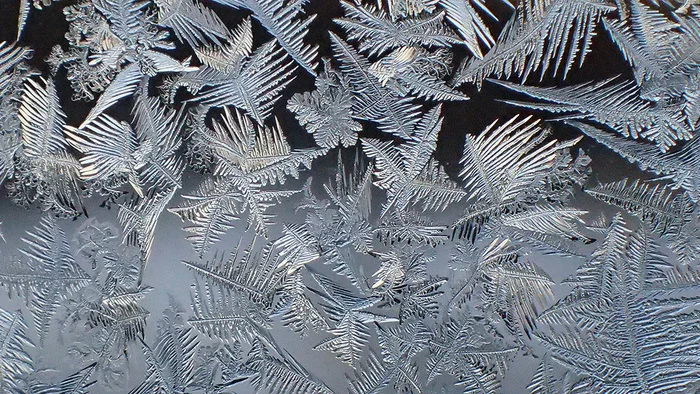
0, 0, 699, 393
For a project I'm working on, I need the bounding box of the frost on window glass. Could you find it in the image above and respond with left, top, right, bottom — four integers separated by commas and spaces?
0, 0, 699, 393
